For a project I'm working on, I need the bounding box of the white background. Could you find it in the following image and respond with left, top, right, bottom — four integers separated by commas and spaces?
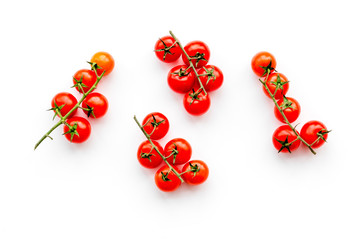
1, 0, 359, 239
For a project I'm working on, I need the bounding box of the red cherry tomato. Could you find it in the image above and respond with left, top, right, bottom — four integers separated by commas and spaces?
183, 89, 211, 116
167, 65, 195, 93
182, 41, 210, 68
137, 140, 164, 169
154, 36, 181, 63
164, 138, 192, 165
182, 160, 209, 185
63, 116, 91, 143
154, 165, 181, 192
91, 51, 115, 76
251, 51, 277, 77
81, 92, 108, 118
300, 120, 329, 148
274, 96, 301, 123
197, 65, 224, 92
142, 112, 169, 140
263, 72, 289, 99
272, 125, 300, 153
51, 92, 78, 118
73, 69, 97, 94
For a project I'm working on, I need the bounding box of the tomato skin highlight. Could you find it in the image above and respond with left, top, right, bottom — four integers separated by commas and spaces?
51, 92, 78, 118
154, 36, 181, 63
81, 92, 108, 118
197, 65, 224, 92
137, 140, 163, 169
263, 72, 289, 99
274, 97, 301, 123
251, 51, 277, 77
164, 138, 192, 165
167, 65, 195, 93
73, 69, 97, 94
91, 51, 115, 76
154, 165, 181, 192
142, 112, 169, 140
63, 116, 91, 143
182, 41, 210, 69
182, 160, 209, 185
183, 89, 211, 116
272, 125, 300, 153
300, 120, 329, 148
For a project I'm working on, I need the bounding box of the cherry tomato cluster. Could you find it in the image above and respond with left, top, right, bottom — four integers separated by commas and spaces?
135, 112, 209, 192
35, 52, 114, 149
251, 52, 330, 154
154, 31, 224, 116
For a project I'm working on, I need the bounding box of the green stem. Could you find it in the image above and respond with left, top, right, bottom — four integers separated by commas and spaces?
34, 67, 105, 150
134, 115, 184, 183
260, 73, 316, 155
169, 30, 208, 96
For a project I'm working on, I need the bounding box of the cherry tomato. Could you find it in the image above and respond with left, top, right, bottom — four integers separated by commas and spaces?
182, 160, 209, 185
263, 72, 289, 99
300, 120, 329, 148
154, 165, 181, 192
182, 41, 210, 69
137, 140, 164, 169
154, 36, 181, 63
81, 92, 108, 118
251, 51, 277, 77
51, 92, 78, 118
183, 89, 211, 116
167, 65, 195, 93
197, 65, 224, 92
272, 125, 300, 153
73, 69, 97, 94
274, 96, 301, 123
164, 138, 192, 165
142, 112, 169, 140
63, 116, 91, 143
90, 52, 114, 76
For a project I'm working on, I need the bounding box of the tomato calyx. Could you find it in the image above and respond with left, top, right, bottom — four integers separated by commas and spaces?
260, 60, 276, 77
188, 162, 200, 177
171, 67, 191, 77
189, 52, 208, 68
188, 88, 203, 105
81, 104, 96, 118
149, 114, 165, 128
166, 143, 179, 164
48, 100, 65, 120
63, 122, 79, 142
316, 129, 331, 143
154, 38, 178, 61
72, 75, 88, 94
140, 151, 154, 162
87, 61, 102, 71
199, 66, 216, 85
271, 74, 289, 94
275, 135, 297, 153
161, 171, 172, 182
279, 95, 294, 110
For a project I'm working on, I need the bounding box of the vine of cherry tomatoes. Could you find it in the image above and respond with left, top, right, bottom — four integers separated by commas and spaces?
134, 112, 209, 192
251, 51, 330, 154
34, 52, 114, 149
154, 31, 224, 116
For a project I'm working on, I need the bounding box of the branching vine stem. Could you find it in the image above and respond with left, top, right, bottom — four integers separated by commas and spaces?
34, 66, 105, 150
260, 71, 317, 155
169, 30, 208, 96
133, 116, 184, 183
